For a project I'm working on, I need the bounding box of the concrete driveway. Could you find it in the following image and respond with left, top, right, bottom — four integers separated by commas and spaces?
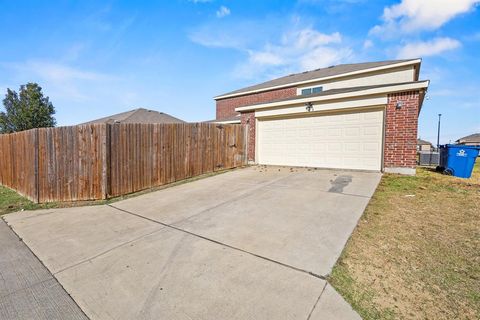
4, 166, 381, 319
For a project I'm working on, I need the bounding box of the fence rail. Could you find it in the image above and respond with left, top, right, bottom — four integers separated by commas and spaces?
0, 123, 246, 203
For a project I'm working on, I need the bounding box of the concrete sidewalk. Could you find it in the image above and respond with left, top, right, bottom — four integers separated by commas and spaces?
4, 166, 380, 319
0, 219, 87, 320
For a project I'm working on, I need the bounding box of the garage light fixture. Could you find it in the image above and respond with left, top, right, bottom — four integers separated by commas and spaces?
395, 101, 403, 110
305, 102, 314, 112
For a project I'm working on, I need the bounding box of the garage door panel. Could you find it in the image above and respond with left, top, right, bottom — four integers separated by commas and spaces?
344, 113, 361, 121
257, 109, 383, 171
364, 111, 382, 120
344, 143, 360, 152
364, 142, 380, 152
328, 128, 342, 137
345, 127, 360, 136
364, 126, 381, 136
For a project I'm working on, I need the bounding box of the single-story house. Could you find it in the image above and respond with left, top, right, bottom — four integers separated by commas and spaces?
81, 108, 185, 124
456, 133, 480, 146
417, 139, 433, 151
214, 59, 429, 175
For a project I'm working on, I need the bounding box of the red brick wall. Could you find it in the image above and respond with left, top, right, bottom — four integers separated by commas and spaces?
233, 89, 420, 172
384, 91, 420, 169
241, 111, 256, 162
216, 87, 297, 120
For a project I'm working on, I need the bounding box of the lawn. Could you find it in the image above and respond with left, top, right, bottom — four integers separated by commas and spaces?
0, 186, 42, 216
329, 162, 480, 319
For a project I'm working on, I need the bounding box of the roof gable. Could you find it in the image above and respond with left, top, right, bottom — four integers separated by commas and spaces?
216, 59, 420, 99
417, 138, 432, 145
82, 108, 185, 124
456, 133, 480, 143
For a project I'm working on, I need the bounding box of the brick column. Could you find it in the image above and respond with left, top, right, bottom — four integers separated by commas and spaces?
241, 111, 256, 162
384, 91, 420, 175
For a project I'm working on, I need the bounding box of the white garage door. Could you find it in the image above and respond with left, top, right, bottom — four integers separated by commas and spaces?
257, 109, 384, 171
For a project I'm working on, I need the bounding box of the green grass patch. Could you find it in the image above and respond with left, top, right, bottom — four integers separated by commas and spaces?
0, 186, 41, 215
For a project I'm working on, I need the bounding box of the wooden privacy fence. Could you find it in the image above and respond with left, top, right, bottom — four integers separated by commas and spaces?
0, 123, 246, 203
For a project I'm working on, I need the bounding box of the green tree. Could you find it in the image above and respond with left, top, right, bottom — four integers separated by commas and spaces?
0, 83, 56, 133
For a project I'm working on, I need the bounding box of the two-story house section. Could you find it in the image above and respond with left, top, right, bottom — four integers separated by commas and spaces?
214, 59, 429, 175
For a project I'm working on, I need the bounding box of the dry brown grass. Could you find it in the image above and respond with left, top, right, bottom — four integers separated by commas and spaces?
329, 163, 480, 319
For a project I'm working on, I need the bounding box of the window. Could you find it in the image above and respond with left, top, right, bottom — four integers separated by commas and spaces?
301, 88, 312, 95
301, 86, 322, 95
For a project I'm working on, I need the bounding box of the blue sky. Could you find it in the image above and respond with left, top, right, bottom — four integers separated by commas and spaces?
0, 0, 479, 143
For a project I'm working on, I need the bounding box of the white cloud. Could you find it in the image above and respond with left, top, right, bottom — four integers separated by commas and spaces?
299, 46, 351, 70
396, 37, 461, 59
216, 6, 230, 18
363, 39, 374, 49
1, 60, 116, 101
189, 27, 245, 49
189, 17, 352, 80
248, 50, 284, 66
236, 28, 352, 79
26, 61, 111, 82
371, 0, 480, 35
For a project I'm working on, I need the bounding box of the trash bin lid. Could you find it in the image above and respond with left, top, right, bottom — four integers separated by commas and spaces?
444, 144, 480, 150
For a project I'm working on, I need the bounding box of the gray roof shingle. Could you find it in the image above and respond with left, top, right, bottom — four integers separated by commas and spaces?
81, 108, 185, 124
417, 138, 432, 146
216, 59, 419, 98
456, 133, 480, 143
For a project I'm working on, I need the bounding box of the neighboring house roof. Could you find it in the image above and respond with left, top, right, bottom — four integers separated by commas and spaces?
417, 138, 432, 146
215, 59, 420, 99
456, 133, 480, 144
205, 114, 241, 124
235, 81, 429, 112
82, 108, 185, 124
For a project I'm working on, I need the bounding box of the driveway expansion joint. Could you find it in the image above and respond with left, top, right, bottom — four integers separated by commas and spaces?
0, 217, 90, 320
54, 227, 166, 275
107, 203, 327, 281
306, 281, 328, 320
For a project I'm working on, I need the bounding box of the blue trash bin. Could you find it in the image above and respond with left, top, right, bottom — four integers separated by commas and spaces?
438, 144, 480, 178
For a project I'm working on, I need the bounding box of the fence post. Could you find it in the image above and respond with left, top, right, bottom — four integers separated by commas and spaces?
33, 128, 40, 203
101, 123, 111, 199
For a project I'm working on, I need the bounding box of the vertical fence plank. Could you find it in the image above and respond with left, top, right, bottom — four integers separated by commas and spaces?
0, 123, 246, 202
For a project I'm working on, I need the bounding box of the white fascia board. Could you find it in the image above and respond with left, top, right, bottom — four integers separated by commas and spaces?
255, 96, 388, 118
236, 80, 429, 112
215, 59, 421, 100
212, 119, 241, 124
